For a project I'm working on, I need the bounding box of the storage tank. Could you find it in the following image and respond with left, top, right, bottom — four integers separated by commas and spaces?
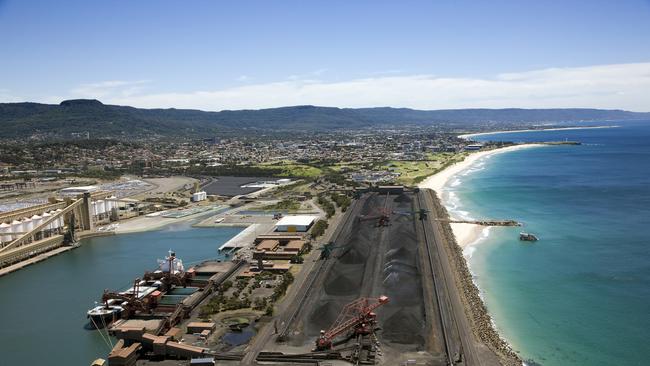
0, 222, 11, 243
31, 214, 43, 231
91, 201, 97, 216
96, 200, 106, 215
22, 217, 33, 233
102, 200, 110, 214
11, 219, 23, 239
55, 209, 64, 228
41, 212, 52, 231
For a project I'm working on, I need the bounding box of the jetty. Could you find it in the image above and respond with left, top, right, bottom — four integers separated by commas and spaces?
436, 219, 522, 227
540, 140, 581, 145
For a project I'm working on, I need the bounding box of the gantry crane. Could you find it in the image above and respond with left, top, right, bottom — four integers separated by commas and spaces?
315, 295, 389, 351
317, 241, 347, 260
358, 193, 392, 227
393, 208, 429, 221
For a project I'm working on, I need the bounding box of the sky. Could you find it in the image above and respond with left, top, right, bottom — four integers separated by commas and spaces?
1, 0, 649, 111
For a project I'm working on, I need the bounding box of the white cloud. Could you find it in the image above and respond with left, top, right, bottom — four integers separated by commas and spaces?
71, 80, 151, 99
0, 88, 22, 103
69, 63, 650, 112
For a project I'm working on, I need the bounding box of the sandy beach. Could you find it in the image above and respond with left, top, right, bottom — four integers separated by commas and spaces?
419, 144, 542, 248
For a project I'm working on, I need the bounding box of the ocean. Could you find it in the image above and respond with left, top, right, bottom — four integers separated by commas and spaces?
445, 122, 650, 365
0, 220, 241, 366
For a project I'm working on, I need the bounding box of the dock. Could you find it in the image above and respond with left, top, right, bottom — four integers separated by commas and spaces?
218, 223, 272, 250
436, 219, 521, 226
0, 245, 73, 277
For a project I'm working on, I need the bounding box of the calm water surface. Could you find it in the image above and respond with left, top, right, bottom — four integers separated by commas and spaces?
446, 122, 650, 365
0, 220, 241, 365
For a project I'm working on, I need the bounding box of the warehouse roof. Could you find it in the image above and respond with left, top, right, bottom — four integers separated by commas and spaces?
274, 215, 317, 227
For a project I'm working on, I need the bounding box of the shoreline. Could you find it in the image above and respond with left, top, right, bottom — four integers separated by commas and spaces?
418, 144, 546, 365
458, 125, 618, 140
419, 143, 542, 248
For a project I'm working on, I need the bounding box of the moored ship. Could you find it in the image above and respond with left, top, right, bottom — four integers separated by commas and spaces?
86, 250, 190, 329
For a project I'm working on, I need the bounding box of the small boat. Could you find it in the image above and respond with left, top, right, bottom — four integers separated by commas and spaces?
520, 232, 538, 241
87, 302, 123, 328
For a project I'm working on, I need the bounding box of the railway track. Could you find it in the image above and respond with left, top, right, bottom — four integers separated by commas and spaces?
416, 190, 464, 365
276, 194, 369, 341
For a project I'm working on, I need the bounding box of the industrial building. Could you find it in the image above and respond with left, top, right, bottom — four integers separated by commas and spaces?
274, 215, 317, 232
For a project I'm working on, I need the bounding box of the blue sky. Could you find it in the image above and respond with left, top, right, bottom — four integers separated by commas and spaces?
1, 0, 649, 111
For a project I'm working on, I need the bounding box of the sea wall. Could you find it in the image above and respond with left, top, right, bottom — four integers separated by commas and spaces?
430, 190, 522, 366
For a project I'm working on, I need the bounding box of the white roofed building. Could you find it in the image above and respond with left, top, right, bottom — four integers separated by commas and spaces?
274, 215, 317, 232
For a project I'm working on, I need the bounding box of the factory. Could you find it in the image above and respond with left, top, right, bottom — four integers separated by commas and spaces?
273, 215, 317, 232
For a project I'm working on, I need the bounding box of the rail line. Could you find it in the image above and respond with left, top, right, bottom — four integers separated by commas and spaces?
276, 194, 369, 341
416, 190, 463, 365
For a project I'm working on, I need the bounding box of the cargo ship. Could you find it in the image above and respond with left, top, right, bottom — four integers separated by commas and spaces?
86, 250, 190, 329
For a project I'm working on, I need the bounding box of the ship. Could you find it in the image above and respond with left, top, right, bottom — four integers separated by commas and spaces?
87, 300, 124, 329
87, 250, 189, 329
519, 232, 539, 241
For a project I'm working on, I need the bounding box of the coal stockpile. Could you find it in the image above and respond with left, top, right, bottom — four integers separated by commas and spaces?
378, 193, 426, 348
301, 192, 429, 352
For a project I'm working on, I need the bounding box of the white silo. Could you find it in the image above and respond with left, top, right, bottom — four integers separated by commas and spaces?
22, 217, 33, 233
42, 212, 52, 233
11, 219, 23, 239
55, 209, 64, 229
91, 201, 97, 217
96, 200, 106, 215
31, 214, 43, 230
0, 222, 11, 243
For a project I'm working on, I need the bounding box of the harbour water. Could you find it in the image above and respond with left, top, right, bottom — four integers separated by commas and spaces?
0, 219, 242, 366
445, 122, 650, 365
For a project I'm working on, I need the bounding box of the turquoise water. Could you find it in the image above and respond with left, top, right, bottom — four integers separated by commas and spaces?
0, 220, 241, 366
447, 122, 650, 365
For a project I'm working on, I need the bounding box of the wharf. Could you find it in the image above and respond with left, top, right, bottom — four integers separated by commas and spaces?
218, 223, 274, 250
0, 245, 72, 277
437, 219, 521, 226
541, 140, 581, 145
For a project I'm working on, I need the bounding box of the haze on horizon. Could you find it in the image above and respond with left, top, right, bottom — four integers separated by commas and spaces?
1, 0, 649, 112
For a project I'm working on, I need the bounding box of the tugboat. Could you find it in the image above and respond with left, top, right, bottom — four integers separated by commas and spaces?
87, 300, 124, 329
520, 232, 539, 241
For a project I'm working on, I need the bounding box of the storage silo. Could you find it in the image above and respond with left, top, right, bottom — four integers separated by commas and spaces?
30, 214, 42, 233
42, 211, 52, 233
96, 200, 106, 215
0, 222, 11, 243
91, 201, 97, 217
11, 219, 23, 239
55, 209, 64, 229
22, 217, 33, 233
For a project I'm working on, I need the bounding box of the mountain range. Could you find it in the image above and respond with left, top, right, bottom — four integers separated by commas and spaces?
1, 99, 648, 139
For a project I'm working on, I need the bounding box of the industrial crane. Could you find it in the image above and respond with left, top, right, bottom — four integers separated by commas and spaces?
315, 295, 389, 351
393, 208, 429, 221
358, 192, 393, 227
317, 241, 347, 260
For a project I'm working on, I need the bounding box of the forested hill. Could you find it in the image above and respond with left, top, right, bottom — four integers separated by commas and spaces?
1, 99, 648, 139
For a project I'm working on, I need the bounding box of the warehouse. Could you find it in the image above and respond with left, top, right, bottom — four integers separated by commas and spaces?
274, 215, 317, 232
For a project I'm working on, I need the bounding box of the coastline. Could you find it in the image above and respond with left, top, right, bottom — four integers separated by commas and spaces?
458, 125, 618, 140
419, 144, 542, 248
418, 144, 546, 365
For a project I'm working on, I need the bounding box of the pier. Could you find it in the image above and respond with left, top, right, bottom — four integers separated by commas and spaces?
436, 218, 522, 226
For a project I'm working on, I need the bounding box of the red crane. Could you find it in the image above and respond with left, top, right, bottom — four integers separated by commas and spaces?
358, 193, 392, 227
315, 295, 389, 350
